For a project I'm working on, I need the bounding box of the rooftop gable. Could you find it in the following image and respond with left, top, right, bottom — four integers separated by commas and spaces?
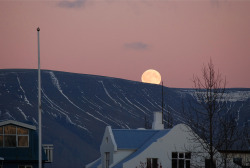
0, 120, 36, 130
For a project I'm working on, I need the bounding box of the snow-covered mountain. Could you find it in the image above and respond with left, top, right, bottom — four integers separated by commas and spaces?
0, 69, 249, 168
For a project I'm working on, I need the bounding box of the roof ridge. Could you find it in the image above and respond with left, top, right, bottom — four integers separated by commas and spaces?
0, 120, 36, 130
112, 129, 170, 168
112, 129, 159, 131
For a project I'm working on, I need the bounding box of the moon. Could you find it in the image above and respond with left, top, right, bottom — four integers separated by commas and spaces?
141, 69, 161, 84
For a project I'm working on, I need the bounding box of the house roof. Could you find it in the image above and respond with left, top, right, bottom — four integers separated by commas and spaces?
112, 129, 170, 168
87, 158, 101, 168
112, 129, 161, 149
0, 120, 36, 130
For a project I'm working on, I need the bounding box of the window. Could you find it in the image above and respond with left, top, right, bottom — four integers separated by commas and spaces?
147, 158, 158, 168
205, 159, 216, 168
0, 125, 29, 148
172, 152, 191, 168
0, 127, 2, 147
18, 165, 33, 168
43, 144, 54, 163
105, 152, 110, 168
233, 158, 242, 166
4, 125, 16, 147
106, 137, 108, 143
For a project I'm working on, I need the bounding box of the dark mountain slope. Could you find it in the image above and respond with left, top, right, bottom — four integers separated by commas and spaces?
0, 69, 249, 168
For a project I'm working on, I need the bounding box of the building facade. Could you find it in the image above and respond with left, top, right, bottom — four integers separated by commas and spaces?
0, 120, 53, 168
86, 112, 239, 168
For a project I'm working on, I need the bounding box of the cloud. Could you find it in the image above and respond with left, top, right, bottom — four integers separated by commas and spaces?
58, 0, 87, 8
124, 42, 149, 50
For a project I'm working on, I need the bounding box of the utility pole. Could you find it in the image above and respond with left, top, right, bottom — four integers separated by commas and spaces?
161, 81, 164, 124
37, 27, 42, 168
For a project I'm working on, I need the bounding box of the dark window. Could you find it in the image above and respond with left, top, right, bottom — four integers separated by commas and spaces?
4, 135, 16, 147
105, 152, 110, 168
152, 158, 158, 168
0, 135, 3, 147
18, 166, 33, 168
4, 125, 16, 134
185, 153, 191, 159
0, 126, 2, 147
147, 158, 152, 168
26, 166, 33, 168
172, 152, 178, 158
179, 159, 184, 168
186, 160, 190, 168
17, 127, 28, 134
0, 125, 29, 147
233, 158, 242, 166
205, 159, 216, 168
179, 153, 184, 158
18, 136, 28, 147
106, 137, 108, 143
172, 152, 191, 168
172, 159, 177, 168
147, 158, 158, 168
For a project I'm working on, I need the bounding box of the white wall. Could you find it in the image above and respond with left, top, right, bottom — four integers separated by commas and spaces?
100, 126, 117, 168
122, 124, 219, 168
98, 124, 238, 168
111, 150, 135, 167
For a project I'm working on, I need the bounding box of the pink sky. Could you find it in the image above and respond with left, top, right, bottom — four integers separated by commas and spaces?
1, 0, 250, 88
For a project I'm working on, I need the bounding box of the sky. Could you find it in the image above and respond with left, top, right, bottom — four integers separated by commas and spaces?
0, 0, 250, 88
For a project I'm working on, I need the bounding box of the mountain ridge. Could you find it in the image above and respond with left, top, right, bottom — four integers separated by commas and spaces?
0, 69, 249, 168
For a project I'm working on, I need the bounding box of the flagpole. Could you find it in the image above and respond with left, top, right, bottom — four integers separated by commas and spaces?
37, 27, 42, 168
162, 81, 164, 124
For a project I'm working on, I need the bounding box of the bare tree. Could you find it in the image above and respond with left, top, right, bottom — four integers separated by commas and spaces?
217, 107, 240, 168
164, 107, 173, 129
243, 121, 250, 148
183, 59, 240, 168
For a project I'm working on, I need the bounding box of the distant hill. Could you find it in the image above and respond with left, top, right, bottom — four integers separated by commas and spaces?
0, 69, 249, 168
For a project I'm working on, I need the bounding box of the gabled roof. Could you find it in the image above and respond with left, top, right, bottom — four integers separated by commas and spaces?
0, 120, 36, 130
112, 129, 170, 168
86, 158, 101, 168
112, 129, 161, 149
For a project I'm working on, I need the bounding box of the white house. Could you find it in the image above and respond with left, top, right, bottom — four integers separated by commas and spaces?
86, 112, 238, 168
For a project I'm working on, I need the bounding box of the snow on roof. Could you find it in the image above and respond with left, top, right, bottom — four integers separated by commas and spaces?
112, 129, 170, 168
0, 120, 36, 130
112, 129, 160, 149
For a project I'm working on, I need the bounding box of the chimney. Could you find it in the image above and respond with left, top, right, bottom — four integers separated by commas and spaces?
152, 112, 164, 130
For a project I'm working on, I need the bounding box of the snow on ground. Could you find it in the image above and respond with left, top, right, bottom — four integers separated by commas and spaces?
16, 75, 32, 106
99, 81, 121, 106
32, 118, 38, 125
181, 89, 250, 102
17, 107, 28, 120
5, 111, 15, 120
224, 91, 250, 102
49, 72, 86, 111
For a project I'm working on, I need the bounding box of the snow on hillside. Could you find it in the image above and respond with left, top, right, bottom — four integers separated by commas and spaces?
0, 69, 249, 168
180, 89, 250, 102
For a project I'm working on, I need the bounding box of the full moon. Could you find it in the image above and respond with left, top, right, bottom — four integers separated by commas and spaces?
141, 69, 161, 84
